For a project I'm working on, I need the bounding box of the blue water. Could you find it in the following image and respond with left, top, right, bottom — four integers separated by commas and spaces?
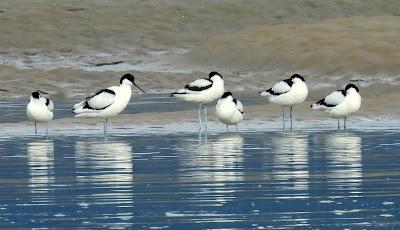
0, 130, 399, 229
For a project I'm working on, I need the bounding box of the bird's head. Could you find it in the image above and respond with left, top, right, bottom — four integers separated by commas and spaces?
221, 91, 233, 99
31, 91, 40, 99
345, 84, 359, 93
290, 74, 305, 83
209, 71, 223, 81
120, 73, 147, 93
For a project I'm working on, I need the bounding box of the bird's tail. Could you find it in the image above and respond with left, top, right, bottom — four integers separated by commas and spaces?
170, 89, 186, 98
259, 89, 271, 97
311, 102, 324, 110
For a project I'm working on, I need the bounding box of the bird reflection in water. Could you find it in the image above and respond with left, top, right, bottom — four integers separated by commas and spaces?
27, 139, 55, 203
324, 132, 363, 194
178, 132, 244, 206
270, 132, 310, 197
74, 139, 134, 228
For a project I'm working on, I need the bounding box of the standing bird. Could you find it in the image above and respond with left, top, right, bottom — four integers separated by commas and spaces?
216, 92, 244, 131
259, 74, 308, 129
311, 84, 361, 130
171, 71, 224, 130
27, 91, 54, 135
73, 73, 146, 133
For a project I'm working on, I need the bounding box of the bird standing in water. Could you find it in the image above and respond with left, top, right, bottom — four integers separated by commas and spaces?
73, 73, 146, 133
27, 91, 54, 135
260, 74, 308, 129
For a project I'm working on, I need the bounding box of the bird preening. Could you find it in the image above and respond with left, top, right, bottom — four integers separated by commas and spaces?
311, 84, 361, 130
26, 72, 362, 135
259, 74, 308, 130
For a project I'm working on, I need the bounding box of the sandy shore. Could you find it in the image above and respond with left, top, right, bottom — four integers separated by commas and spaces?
0, 0, 399, 126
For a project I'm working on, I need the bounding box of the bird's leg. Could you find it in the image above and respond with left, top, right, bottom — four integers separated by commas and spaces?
203, 105, 208, 130
337, 118, 340, 130
46, 123, 48, 136
282, 106, 285, 129
34, 122, 37, 135
344, 116, 347, 130
103, 118, 108, 134
290, 106, 293, 130
198, 104, 202, 130
236, 124, 238, 132
226, 125, 229, 131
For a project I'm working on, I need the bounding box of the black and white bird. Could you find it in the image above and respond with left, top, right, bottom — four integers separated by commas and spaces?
259, 74, 308, 129
216, 92, 244, 131
27, 91, 54, 135
73, 73, 146, 133
311, 84, 361, 129
171, 71, 224, 130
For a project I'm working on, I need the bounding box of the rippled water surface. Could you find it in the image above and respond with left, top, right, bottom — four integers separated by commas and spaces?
0, 130, 399, 229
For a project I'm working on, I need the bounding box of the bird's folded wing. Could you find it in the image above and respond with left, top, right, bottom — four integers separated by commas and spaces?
323, 90, 346, 106
269, 80, 292, 95
184, 78, 213, 91
84, 88, 116, 110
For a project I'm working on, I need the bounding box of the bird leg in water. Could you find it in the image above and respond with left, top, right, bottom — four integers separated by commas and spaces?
203, 105, 208, 130
337, 118, 341, 130
344, 116, 347, 130
103, 118, 108, 134
198, 104, 202, 130
282, 106, 285, 129
290, 106, 293, 130
34, 122, 37, 135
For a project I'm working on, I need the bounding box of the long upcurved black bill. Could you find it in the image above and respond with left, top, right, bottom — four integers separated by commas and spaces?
133, 82, 147, 93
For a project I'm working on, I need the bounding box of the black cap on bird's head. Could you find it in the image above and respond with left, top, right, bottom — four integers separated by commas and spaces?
120, 73, 147, 93
345, 83, 359, 92
31, 91, 40, 99
209, 71, 223, 79
221, 91, 233, 99
290, 74, 305, 82
120, 73, 135, 84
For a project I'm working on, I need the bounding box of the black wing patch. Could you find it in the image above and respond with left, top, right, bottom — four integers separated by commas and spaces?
82, 101, 112, 110
316, 99, 334, 107
283, 78, 293, 87
45, 98, 50, 106
83, 89, 116, 110
184, 79, 213, 91
340, 90, 346, 97
86, 88, 115, 100
266, 88, 280, 96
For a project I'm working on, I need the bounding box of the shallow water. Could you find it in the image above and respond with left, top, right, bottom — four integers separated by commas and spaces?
0, 95, 266, 123
0, 130, 399, 229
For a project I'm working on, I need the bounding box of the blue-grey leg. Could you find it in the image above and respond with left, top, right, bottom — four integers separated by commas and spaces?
103, 118, 108, 134
344, 116, 347, 130
198, 104, 202, 130
203, 105, 208, 130
236, 124, 238, 131
34, 122, 37, 135
290, 106, 293, 130
337, 118, 340, 130
226, 125, 229, 131
282, 106, 285, 129
46, 123, 48, 136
